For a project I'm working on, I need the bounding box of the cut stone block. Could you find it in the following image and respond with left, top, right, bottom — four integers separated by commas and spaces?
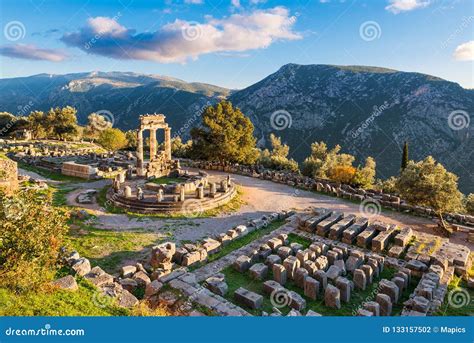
233, 255, 251, 273
376, 293, 392, 316
273, 263, 287, 285
249, 263, 268, 280
314, 270, 328, 290
234, 287, 263, 310
379, 279, 399, 303
324, 284, 341, 309
353, 269, 367, 290
295, 268, 309, 288
304, 277, 320, 300
265, 254, 282, 268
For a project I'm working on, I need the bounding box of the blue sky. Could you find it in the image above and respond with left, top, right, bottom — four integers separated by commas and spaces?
0, 0, 472, 89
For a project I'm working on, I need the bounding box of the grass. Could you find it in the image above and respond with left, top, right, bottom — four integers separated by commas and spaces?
66, 221, 161, 274
0, 276, 128, 316
18, 162, 92, 183
148, 176, 183, 185
51, 185, 77, 206
434, 278, 474, 316
188, 218, 286, 271
221, 265, 418, 316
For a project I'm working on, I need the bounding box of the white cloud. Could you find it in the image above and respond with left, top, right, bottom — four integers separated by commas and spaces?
61, 6, 300, 63
184, 0, 204, 4
0, 44, 68, 61
385, 0, 430, 14
231, 0, 241, 8
453, 40, 474, 61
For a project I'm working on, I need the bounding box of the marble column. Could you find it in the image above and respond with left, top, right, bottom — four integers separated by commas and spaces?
149, 128, 157, 162
164, 127, 171, 161
137, 129, 144, 173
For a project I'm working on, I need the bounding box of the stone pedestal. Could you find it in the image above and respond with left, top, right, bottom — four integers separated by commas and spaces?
157, 189, 164, 202
124, 186, 132, 198
209, 182, 217, 198
196, 186, 204, 199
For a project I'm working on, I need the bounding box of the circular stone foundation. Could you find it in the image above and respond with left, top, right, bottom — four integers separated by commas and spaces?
106, 170, 237, 216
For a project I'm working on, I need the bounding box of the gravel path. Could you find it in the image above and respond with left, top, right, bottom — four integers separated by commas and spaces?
63, 168, 472, 249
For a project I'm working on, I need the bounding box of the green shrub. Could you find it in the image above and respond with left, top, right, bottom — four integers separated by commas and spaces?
0, 190, 68, 292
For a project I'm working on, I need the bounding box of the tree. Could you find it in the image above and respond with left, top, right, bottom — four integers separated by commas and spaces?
190, 100, 258, 164
84, 113, 112, 139
28, 110, 50, 138
353, 157, 376, 189
465, 194, 474, 215
302, 141, 355, 181
49, 106, 79, 140
0, 112, 27, 137
97, 128, 128, 151
171, 136, 192, 158
328, 165, 356, 184
125, 130, 138, 149
396, 156, 464, 230
259, 134, 299, 172
401, 141, 409, 171
0, 189, 68, 292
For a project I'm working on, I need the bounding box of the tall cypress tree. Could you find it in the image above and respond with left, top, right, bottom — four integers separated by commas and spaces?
401, 141, 409, 171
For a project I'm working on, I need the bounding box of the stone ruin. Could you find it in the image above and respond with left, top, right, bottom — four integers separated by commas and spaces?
139, 207, 472, 317
136, 114, 178, 178
186, 160, 474, 229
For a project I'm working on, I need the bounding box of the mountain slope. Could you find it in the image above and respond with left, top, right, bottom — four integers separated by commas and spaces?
0, 65, 472, 192
229, 64, 474, 192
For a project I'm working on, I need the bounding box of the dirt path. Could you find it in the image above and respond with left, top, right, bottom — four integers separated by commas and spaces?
64, 168, 473, 250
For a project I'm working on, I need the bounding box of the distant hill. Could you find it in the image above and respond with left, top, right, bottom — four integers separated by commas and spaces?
0, 65, 472, 193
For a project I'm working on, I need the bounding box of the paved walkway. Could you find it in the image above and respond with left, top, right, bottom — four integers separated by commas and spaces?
59, 167, 471, 249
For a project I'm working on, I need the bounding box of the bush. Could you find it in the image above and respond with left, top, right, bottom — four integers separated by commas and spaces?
0, 190, 68, 292
97, 128, 128, 151
465, 194, 474, 215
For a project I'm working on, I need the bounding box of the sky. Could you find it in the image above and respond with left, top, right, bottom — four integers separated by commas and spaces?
0, 0, 472, 89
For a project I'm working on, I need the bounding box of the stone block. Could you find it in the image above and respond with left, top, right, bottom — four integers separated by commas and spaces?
304, 277, 319, 300
283, 256, 300, 280
273, 264, 287, 285
353, 269, 367, 290
289, 242, 304, 254
288, 291, 306, 311
326, 265, 342, 282
376, 293, 392, 316
265, 254, 282, 268
249, 263, 268, 280
317, 212, 344, 237
205, 276, 228, 297
295, 268, 309, 288
267, 237, 283, 251
335, 277, 352, 303
314, 270, 328, 290
233, 255, 251, 273
262, 280, 283, 295
379, 279, 399, 303
361, 264, 373, 284
52, 275, 78, 291
364, 301, 380, 316
324, 284, 341, 309
121, 265, 137, 278
234, 287, 263, 310
182, 251, 201, 267
277, 246, 292, 260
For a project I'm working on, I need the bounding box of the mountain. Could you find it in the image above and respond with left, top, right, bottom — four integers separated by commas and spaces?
229, 64, 474, 193
0, 71, 230, 132
0, 65, 473, 193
